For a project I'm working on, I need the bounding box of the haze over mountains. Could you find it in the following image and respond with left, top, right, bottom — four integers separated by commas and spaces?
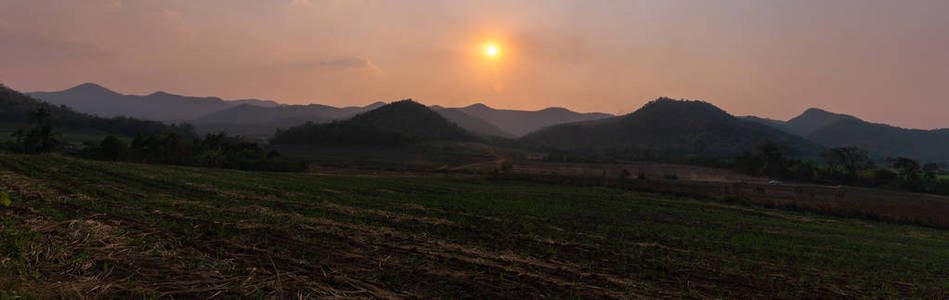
191, 102, 387, 138
29, 83, 614, 139
449, 104, 613, 137
524, 98, 821, 157
29, 83, 280, 122
19, 83, 949, 163
430, 107, 513, 138
0, 84, 194, 138
744, 109, 949, 162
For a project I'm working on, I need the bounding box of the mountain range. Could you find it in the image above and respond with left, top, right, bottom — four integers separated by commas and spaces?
22, 83, 949, 163
29, 83, 280, 122
523, 98, 821, 158
29, 83, 613, 139
450, 103, 613, 137
1, 84, 194, 138
743, 108, 949, 162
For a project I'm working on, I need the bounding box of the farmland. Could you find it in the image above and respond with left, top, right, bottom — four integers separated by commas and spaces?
2, 154, 949, 298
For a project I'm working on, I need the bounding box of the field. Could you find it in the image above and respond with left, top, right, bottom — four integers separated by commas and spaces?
455, 159, 949, 227
2, 154, 949, 298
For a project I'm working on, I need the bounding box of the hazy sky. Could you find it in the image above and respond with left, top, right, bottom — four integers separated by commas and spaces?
2, 0, 948, 129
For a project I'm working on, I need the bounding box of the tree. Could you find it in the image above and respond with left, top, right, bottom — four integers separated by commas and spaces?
923, 163, 941, 173
11, 108, 61, 154
757, 141, 792, 179
29, 107, 51, 124
888, 157, 923, 190
823, 147, 872, 182
888, 157, 921, 178
758, 140, 787, 162
13, 125, 60, 154
99, 135, 129, 161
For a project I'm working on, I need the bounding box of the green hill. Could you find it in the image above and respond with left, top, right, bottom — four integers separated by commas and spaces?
270, 99, 473, 146
522, 98, 821, 158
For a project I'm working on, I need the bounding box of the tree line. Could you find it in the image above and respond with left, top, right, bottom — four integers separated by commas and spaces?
734, 141, 949, 195
4, 107, 304, 172
90, 132, 305, 171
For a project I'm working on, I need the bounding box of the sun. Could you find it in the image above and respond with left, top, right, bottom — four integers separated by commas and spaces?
484, 44, 500, 57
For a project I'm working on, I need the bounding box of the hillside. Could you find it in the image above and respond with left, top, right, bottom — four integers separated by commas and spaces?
29, 83, 279, 122
785, 108, 862, 136
433, 107, 513, 138
809, 119, 949, 162
747, 108, 949, 162
739, 115, 792, 132
522, 98, 821, 157
0, 84, 194, 138
29, 83, 613, 139
195, 102, 385, 125
192, 102, 385, 138
270, 100, 472, 146
458, 103, 612, 137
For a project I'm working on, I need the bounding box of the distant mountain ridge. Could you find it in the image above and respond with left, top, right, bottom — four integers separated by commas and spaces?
745, 108, 949, 162
191, 102, 387, 138
17, 82, 949, 163
457, 103, 613, 137
785, 108, 862, 137
197, 102, 386, 125
29, 83, 280, 122
431, 107, 513, 138
522, 98, 821, 157
1, 84, 194, 138
31, 83, 614, 139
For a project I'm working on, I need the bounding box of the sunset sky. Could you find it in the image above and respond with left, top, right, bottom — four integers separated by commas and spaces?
2, 0, 948, 129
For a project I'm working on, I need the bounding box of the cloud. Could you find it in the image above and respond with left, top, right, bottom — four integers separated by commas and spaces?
319, 57, 378, 71
289, 0, 313, 7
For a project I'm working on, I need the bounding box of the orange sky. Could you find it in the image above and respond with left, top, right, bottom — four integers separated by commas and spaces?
2, 0, 948, 129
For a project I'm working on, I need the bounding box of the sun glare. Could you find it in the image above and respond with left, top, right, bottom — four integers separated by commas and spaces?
484, 44, 499, 57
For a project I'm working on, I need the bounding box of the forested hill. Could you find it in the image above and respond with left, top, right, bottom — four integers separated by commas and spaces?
270, 99, 473, 146
522, 98, 821, 158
